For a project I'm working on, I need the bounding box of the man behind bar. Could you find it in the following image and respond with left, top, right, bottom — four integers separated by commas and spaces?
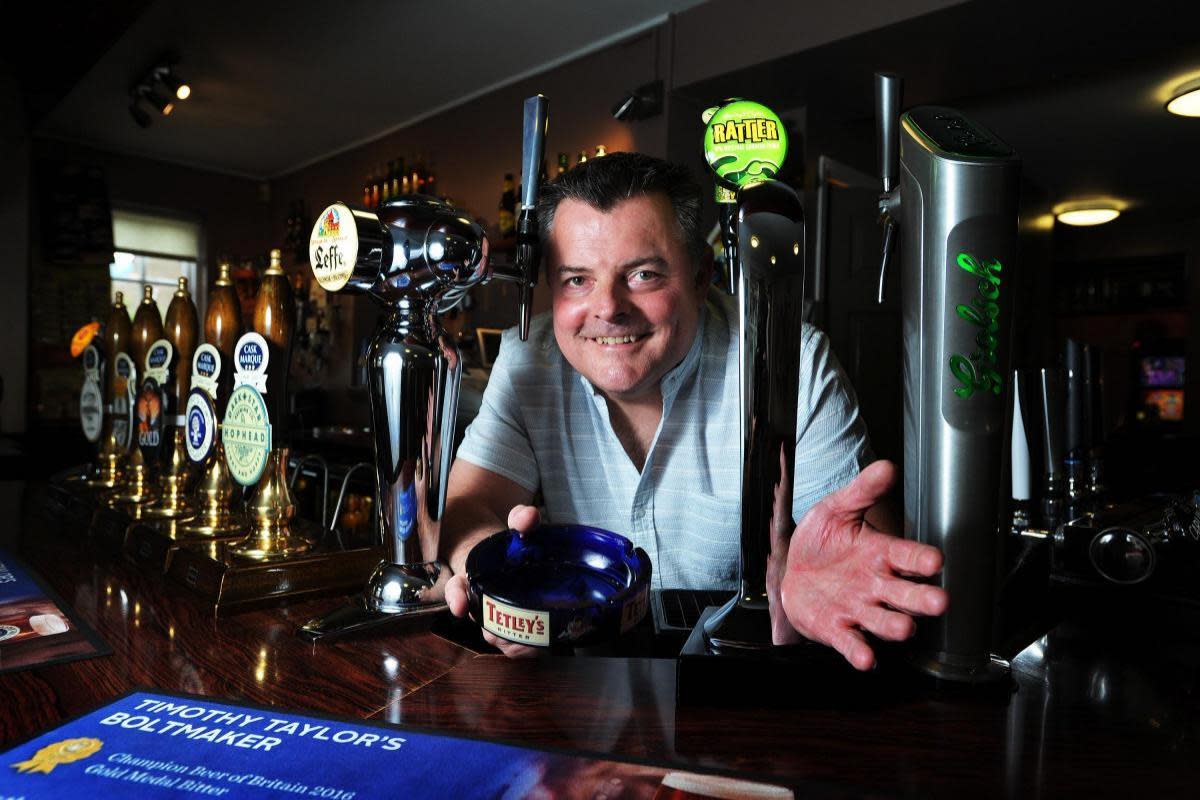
442, 152, 947, 668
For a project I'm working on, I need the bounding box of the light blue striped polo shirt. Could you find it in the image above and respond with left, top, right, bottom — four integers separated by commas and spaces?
456, 290, 873, 590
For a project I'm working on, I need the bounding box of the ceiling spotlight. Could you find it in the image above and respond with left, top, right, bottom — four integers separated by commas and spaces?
128, 101, 151, 128
140, 86, 175, 116
155, 66, 191, 100
1054, 205, 1121, 227
1166, 78, 1200, 117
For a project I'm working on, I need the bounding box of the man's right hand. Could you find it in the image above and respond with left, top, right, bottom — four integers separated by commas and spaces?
445, 504, 542, 659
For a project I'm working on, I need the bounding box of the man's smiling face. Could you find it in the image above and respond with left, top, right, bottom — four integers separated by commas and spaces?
547, 193, 709, 404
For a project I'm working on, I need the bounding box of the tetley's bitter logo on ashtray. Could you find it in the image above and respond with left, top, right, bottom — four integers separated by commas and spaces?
481, 595, 549, 647
309, 202, 358, 293
948, 252, 1004, 400
223, 384, 271, 485
702, 99, 788, 195
191, 344, 221, 399
233, 332, 269, 393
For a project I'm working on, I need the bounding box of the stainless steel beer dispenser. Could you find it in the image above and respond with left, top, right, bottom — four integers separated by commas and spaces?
299, 95, 549, 640
875, 73, 1021, 682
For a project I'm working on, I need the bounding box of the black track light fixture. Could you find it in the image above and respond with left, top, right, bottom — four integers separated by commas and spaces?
155, 65, 191, 100
128, 100, 151, 128
140, 85, 175, 116
127, 52, 191, 128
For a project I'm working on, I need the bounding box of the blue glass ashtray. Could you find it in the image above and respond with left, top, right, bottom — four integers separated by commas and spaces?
465, 524, 652, 649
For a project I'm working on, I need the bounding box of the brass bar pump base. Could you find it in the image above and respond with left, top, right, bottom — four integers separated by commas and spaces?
230, 449, 311, 561
123, 517, 245, 573
175, 438, 247, 538
42, 476, 101, 534
125, 518, 186, 571
141, 429, 196, 520
106, 451, 159, 508
166, 525, 384, 615
84, 449, 126, 490
91, 505, 137, 555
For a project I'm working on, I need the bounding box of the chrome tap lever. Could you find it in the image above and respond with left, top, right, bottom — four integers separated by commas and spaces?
515, 94, 549, 341
874, 72, 903, 305
875, 73, 902, 194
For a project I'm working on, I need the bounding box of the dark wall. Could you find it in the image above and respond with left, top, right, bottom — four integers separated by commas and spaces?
268, 28, 671, 422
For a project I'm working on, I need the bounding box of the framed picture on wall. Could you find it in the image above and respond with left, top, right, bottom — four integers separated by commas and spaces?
476, 328, 503, 369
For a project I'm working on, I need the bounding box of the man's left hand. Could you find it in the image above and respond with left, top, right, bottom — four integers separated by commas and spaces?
771, 460, 948, 671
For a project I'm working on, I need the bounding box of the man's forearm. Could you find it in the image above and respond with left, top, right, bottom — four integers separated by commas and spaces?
440, 497, 509, 576
439, 461, 536, 576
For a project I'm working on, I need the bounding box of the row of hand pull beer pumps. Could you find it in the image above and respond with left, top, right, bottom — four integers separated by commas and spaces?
69, 248, 310, 556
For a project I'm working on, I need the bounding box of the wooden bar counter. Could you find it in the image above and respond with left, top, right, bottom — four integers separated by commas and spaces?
5, 483, 1199, 798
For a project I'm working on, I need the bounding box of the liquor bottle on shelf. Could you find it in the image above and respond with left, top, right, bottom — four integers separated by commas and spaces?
410, 155, 424, 195
557, 152, 569, 176
391, 157, 404, 198
370, 165, 382, 209
424, 155, 437, 197
577, 150, 588, 165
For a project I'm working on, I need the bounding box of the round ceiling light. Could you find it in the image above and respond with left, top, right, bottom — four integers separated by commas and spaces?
1167, 84, 1200, 117
1055, 206, 1120, 227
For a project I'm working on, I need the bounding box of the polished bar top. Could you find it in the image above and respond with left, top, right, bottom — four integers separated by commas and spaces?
5, 484, 1199, 797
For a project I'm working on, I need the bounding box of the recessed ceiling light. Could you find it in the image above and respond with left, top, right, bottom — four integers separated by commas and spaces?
1166, 83, 1200, 117
1056, 207, 1120, 226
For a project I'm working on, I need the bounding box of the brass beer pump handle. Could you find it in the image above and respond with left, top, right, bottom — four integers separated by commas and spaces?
206, 262, 243, 413
132, 284, 164, 369
232, 248, 310, 561
166, 276, 200, 413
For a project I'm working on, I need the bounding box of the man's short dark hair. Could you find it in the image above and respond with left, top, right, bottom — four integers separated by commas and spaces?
537, 152, 706, 267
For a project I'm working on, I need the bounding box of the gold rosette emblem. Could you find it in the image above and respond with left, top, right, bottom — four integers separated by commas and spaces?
11, 737, 102, 774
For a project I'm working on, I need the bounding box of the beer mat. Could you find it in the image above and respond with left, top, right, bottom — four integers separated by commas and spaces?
0, 548, 110, 674
0, 689, 856, 799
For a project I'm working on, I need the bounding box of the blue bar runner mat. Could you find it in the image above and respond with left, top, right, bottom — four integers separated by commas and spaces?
0, 548, 110, 674
1, 689, 810, 799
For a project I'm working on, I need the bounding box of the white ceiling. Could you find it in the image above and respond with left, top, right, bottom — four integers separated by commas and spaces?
36, 0, 708, 180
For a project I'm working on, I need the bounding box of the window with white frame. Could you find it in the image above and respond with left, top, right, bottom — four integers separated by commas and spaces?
109, 209, 201, 319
